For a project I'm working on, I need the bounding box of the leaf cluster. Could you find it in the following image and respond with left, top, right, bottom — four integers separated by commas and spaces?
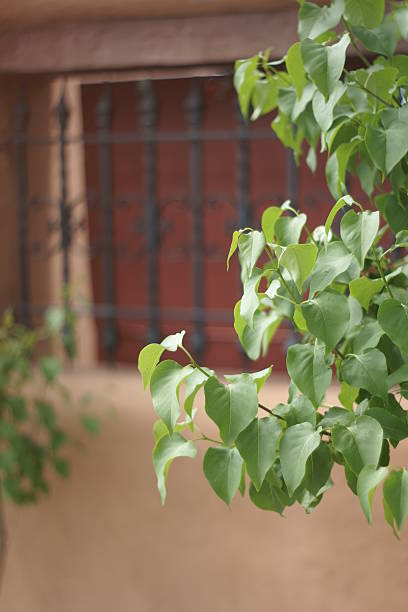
0, 308, 99, 504
140, 0, 408, 535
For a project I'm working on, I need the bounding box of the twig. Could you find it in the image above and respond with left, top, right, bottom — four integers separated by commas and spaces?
342, 18, 370, 68
373, 248, 394, 299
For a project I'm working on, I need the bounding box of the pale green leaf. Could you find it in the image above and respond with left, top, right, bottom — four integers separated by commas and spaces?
357, 465, 388, 523
280, 422, 320, 496
301, 290, 350, 352
204, 375, 258, 446
340, 349, 388, 399
275, 213, 307, 246
383, 469, 408, 534
286, 341, 332, 408
378, 299, 408, 355
138, 344, 165, 389
279, 243, 318, 292
298, 0, 345, 41
150, 361, 194, 434
261, 206, 282, 243
286, 42, 307, 98
332, 415, 383, 475
349, 276, 384, 311
301, 34, 349, 98
153, 432, 197, 504
236, 417, 282, 491
340, 210, 379, 267
344, 0, 384, 28
203, 447, 243, 506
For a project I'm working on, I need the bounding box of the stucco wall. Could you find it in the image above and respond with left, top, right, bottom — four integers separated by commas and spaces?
1, 370, 408, 612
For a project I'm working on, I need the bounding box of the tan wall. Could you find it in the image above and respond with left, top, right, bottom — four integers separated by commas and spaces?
2, 370, 408, 612
0, 76, 96, 364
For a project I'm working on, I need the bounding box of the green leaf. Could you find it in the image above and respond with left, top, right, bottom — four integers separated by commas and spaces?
388, 363, 408, 389
227, 230, 242, 270
275, 213, 307, 246
80, 414, 101, 436
184, 368, 213, 417
153, 432, 197, 504
7, 396, 27, 421
138, 344, 165, 389
150, 361, 194, 434
319, 407, 355, 429
366, 111, 408, 174
309, 241, 355, 295
383, 469, 408, 534
204, 374, 258, 446
378, 299, 408, 355
365, 67, 399, 109
272, 112, 303, 156
54, 457, 70, 478
235, 306, 282, 361
349, 276, 384, 311
238, 231, 266, 277
138, 331, 186, 389
236, 417, 282, 491
352, 19, 398, 59
332, 415, 383, 475
340, 349, 388, 399
312, 82, 346, 131
45, 307, 65, 332
240, 268, 262, 327
274, 395, 316, 427
225, 366, 272, 392
365, 406, 408, 441
357, 465, 388, 523
301, 34, 349, 98
261, 206, 282, 243
338, 381, 359, 411
280, 422, 320, 496
249, 469, 288, 514
287, 341, 332, 408
234, 56, 260, 119
39, 356, 62, 384
301, 290, 350, 352
286, 42, 307, 98
303, 441, 333, 497
394, 5, 408, 40
344, 0, 384, 28
340, 210, 379, 267
35, 399, 56, 429
298, 0, 345, 41
203, 447, 243, 506
279, 243, 318, 292
251, 77, 280, 121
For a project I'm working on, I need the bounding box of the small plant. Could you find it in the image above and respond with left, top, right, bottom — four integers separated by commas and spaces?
0, 307, 99, 569
139, 0, 408, 536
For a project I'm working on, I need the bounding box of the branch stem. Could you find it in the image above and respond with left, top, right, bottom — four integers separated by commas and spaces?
342, 18, 370, 68
373, 248, 394, 298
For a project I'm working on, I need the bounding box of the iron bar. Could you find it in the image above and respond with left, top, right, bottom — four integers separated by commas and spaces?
186, 79, 205, 356
14, 90, 30, 326
0, 129, 276, 148
55, 88, 71, 298
96, 83, 117, 361
286, 148, 299, 210
139, 80, 160, 344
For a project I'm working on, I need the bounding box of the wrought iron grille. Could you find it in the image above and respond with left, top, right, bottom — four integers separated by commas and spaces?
2, 74, 302, 367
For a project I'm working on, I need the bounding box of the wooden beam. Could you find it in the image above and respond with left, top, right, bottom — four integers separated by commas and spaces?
0, 11, 298, 75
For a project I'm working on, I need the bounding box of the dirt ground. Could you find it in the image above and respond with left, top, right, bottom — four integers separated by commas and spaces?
1, 368, 408, 612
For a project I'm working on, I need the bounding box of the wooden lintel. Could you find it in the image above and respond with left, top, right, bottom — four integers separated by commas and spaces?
0, 11, 298, 75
